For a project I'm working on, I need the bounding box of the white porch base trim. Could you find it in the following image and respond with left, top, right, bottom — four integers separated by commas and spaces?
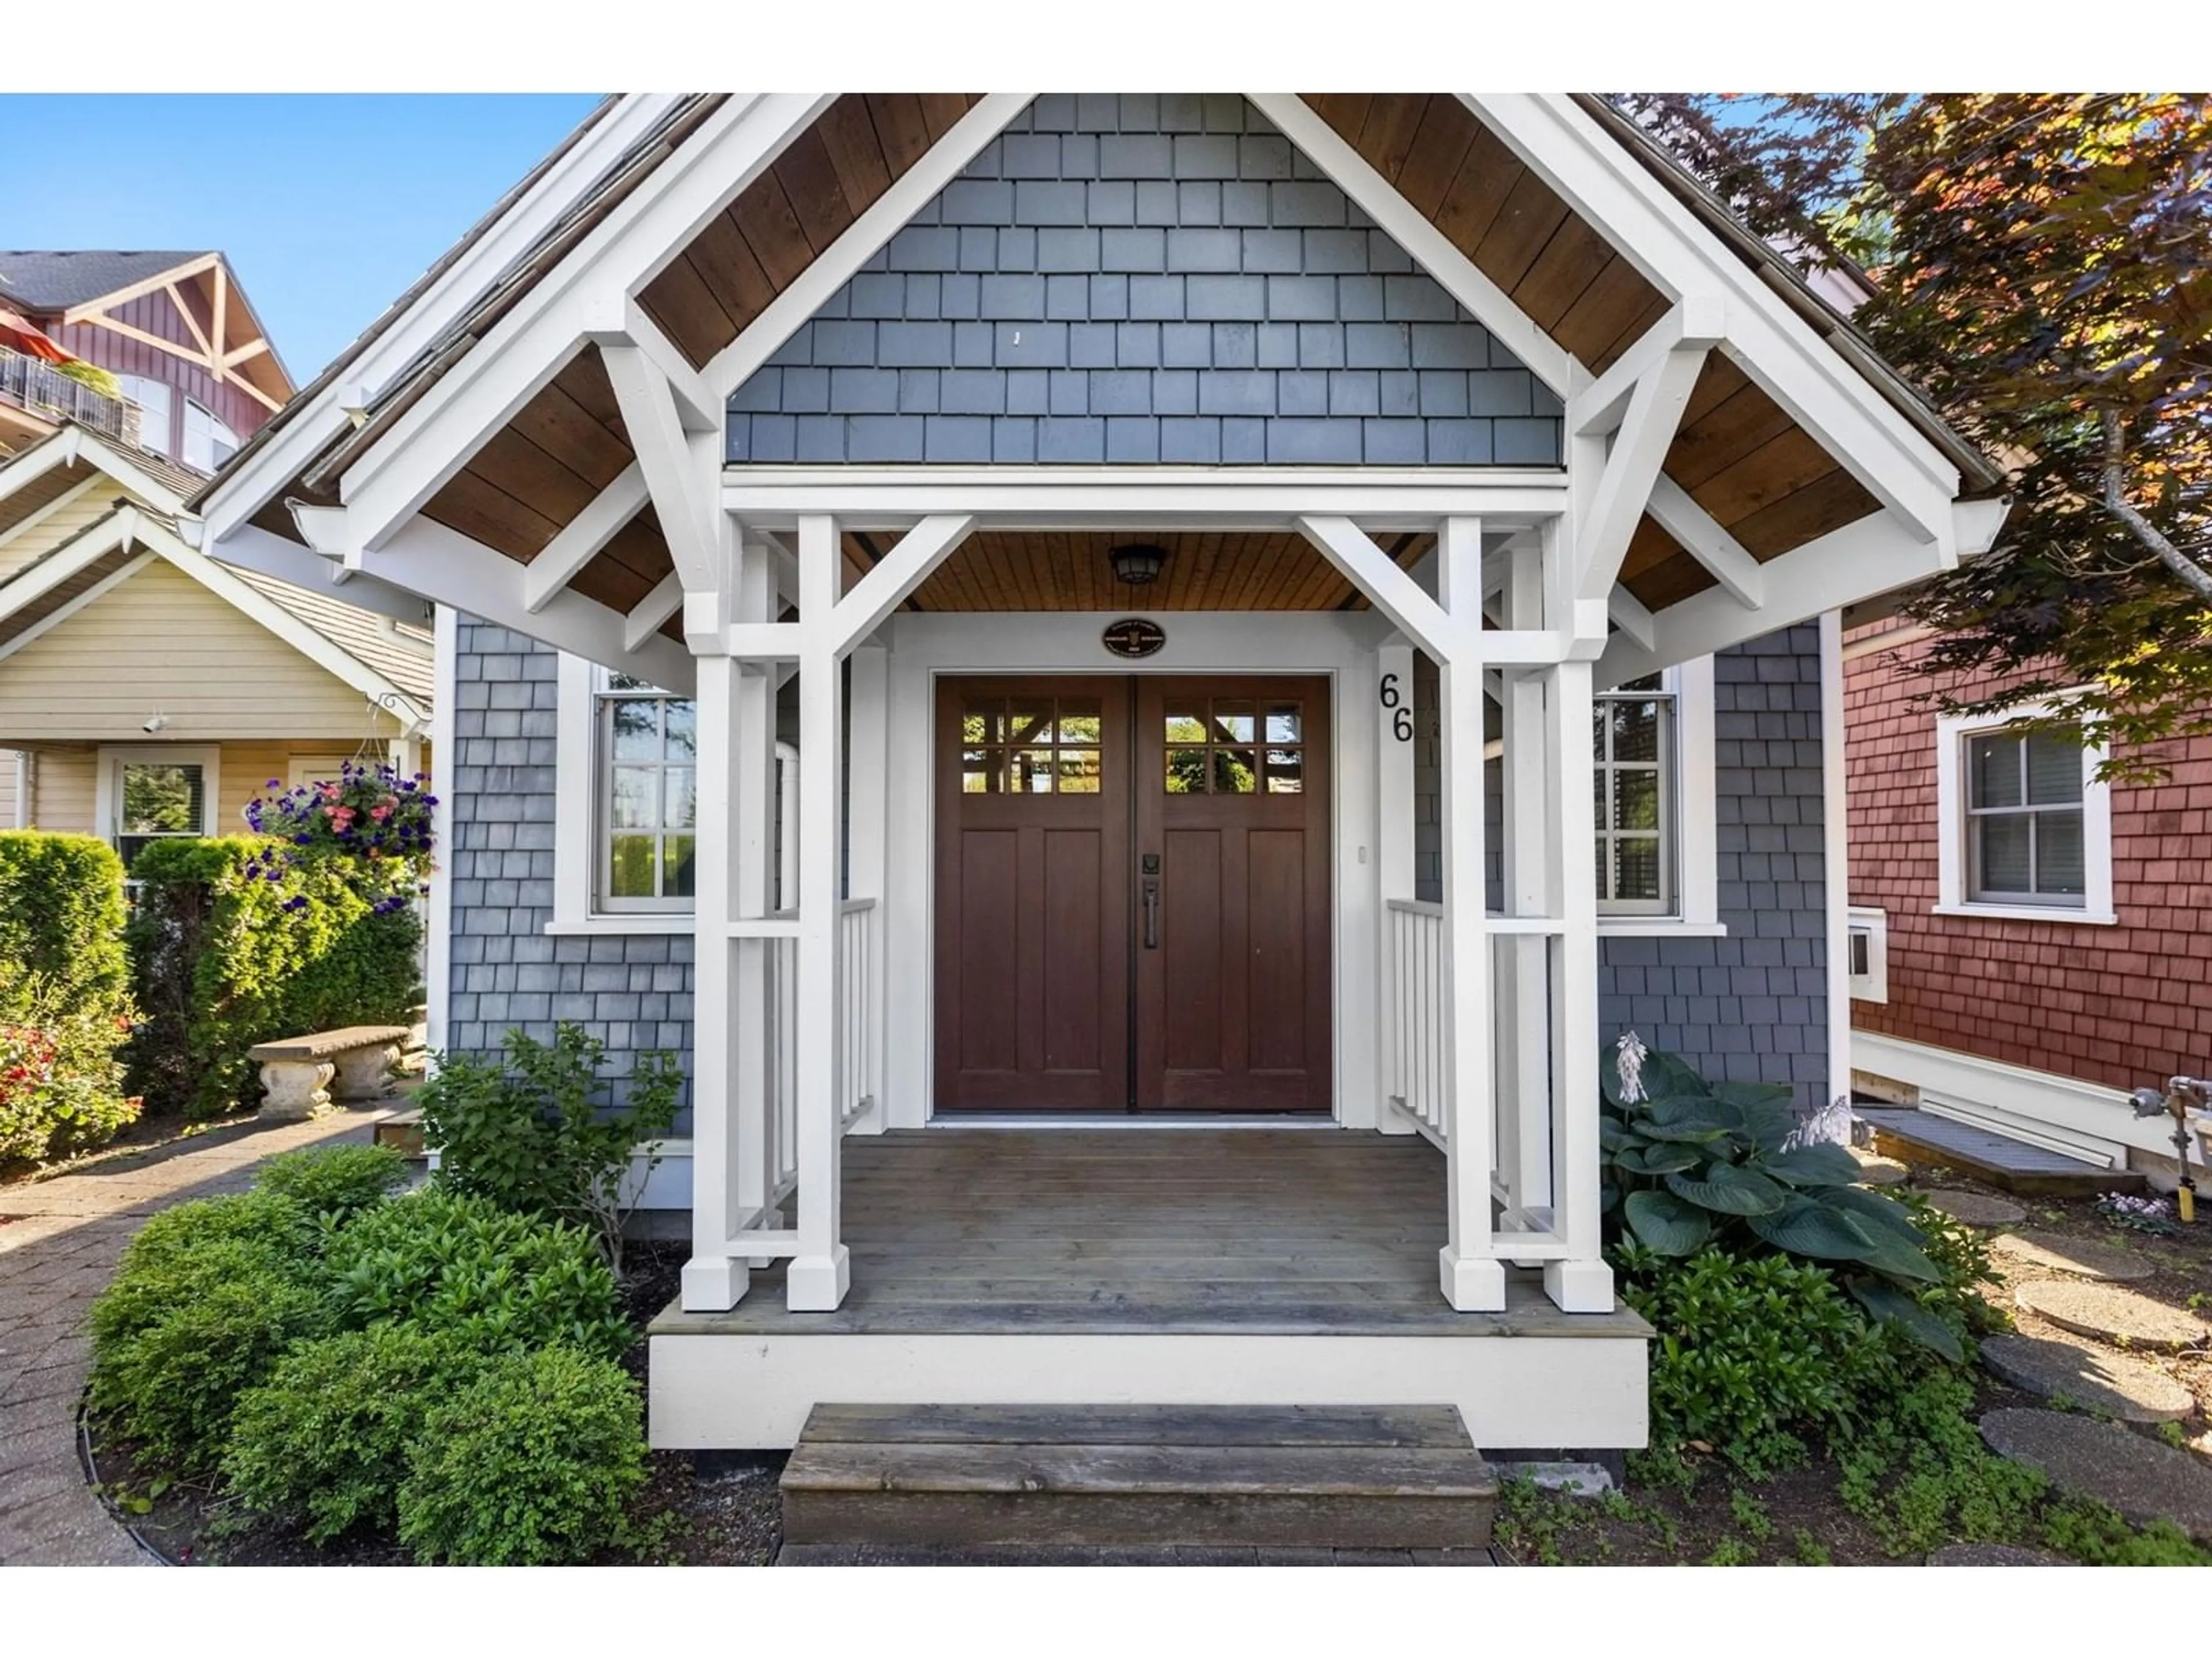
648, 1329, 1650, 1452
1851, 1029, 2195, 1169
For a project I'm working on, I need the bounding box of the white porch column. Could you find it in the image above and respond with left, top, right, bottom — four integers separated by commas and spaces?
1497, 540, 1555, 1225
787, 513, 849, 1311
1376, 634, 1419, 1137
731, 534, 782, 1265
1435, 516, 1505, 1312
845, 639, 889, 1132
680, 645, 746, 1310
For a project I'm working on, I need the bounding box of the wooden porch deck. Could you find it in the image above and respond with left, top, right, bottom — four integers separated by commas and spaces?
649, 1130, 1651, 1450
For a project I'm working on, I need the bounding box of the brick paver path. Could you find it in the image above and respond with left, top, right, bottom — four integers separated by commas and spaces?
0, 1106, 388, 1566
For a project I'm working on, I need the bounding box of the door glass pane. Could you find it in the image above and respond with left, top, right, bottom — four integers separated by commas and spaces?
1056, 699, 1101, 745
2025, 731, 2082, 805
1213, 749, 1258, 793
1165, 748, 1207, 794
1266, 706, 1302, 744
610, 767, 657, 829
662, 700, 698, 759
1976, 814, 2031, 892
1969, 734, 2021, 808
664, 768, 697, 830
1609, 700, 1660, 763
1614, 836, 1662, 901
1056, 750, 1101, 793
2035, 809, 2086, 894
1006, 701, 1054, 747
1266, 748, 1303, 793
1164, 707, 1208, 745
611, 700, 659, 760
1613, 769, 1660, 831
1210, 701, 1255, 744
608, 835, 657, 897
962, 748, 1001, 792
120, 764, 202, 833
662, 835, 698, 899
1013, 749, 1056, 793
962, 700, 1004, 745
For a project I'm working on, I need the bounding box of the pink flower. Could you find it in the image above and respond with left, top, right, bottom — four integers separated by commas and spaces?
370, 802, 393, 822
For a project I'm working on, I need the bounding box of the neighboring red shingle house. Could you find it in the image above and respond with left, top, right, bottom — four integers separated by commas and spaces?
1844, 618, 2212, 1185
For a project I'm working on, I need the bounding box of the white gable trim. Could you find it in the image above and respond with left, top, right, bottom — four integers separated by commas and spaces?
2, 473, 107, 550
0, 505, 143, 622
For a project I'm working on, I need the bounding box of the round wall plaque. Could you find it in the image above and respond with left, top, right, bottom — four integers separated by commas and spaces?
1101, 618, 1166, 660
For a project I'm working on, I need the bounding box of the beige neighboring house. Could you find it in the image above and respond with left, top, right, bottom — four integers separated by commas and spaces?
0, 422, 431, 861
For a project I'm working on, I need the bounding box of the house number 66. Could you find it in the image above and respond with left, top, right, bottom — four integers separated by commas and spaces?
1379, 673, 1413, 743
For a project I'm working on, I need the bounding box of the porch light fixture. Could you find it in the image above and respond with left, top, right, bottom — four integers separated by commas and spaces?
1108, 542, 1168, 585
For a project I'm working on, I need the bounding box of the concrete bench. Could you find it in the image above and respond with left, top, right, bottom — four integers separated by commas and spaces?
247, 1025, 413, 1120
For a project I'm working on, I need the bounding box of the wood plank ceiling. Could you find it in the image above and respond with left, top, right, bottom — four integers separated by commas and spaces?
1305, 94, 1885, 615
411, 92, 1891, 628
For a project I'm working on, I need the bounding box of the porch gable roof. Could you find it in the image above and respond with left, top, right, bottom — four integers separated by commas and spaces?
189, 93, 2005, 684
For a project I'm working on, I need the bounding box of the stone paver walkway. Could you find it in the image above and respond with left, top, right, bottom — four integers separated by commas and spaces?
0, 1106, 388, 1566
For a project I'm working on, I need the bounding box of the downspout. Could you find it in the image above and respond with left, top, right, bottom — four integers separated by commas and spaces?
13, 749, 31, 828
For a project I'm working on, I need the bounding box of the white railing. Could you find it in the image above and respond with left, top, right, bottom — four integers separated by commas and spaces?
837, 897, 877, 1130
1386, 899, 1447, 1146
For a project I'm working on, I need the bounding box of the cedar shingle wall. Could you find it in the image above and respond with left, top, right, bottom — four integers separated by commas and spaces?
1846, 631, 2212, 1092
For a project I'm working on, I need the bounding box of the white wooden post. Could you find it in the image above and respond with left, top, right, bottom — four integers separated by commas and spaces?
1499, 541, 1554, 1222
680, 645, 745, 1312
846, 641, 889, 1132
732, 534, 781, 1264
1435, 516, 1505, 1312
786, 513, 849, 1311
1376, 634, 1418, 1137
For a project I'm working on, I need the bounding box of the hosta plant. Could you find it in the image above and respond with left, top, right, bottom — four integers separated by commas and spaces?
1600, 1040, 1965, 1361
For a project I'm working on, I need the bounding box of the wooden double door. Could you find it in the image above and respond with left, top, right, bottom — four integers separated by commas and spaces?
934, 675, 1332, 1112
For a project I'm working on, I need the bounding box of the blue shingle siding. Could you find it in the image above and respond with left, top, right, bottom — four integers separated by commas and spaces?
1411, 625, 1831, 1106
727, 96, 1563, 468
446, 621, 695, 1128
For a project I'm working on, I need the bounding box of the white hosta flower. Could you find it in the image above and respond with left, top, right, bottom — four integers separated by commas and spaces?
1615, 1031, 1649, 1105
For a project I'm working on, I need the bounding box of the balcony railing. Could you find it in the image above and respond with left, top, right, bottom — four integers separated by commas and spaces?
0, 347, 130, 441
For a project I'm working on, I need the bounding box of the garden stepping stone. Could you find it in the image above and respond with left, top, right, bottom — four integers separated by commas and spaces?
1926, 1543, 2070, 1566
2014, 1279, 2212, 1352
1980, 1408, 2212, 1542
1847, 1147, 1910, 1186
1978, 1334, 2195, 1424
1988, 1229, 2153, 1283
1921, 1190, 2027, 1229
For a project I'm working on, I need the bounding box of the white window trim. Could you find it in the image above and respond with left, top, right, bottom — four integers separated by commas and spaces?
1934, 696, 2116, 925
94, 744, 221, 846
1596, 653, 1721, 938
1847, 905, 1888, 1003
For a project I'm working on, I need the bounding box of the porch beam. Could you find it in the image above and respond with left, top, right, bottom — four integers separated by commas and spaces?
787, 512, 850, 1312
589, 296, 719, 433
1607, 586, 1657, 652
1568, 296, 1725, 438
1247, 94, 1574, 396
524, 462, 650, 612
1643, 475, 1765, 611
831, 513, 976, 654
1575, 340, 1711, 603
1461, 94, 1960, 545
623, 570, 687, 652
197, 522, 430, 626
601, 342, 721, 590
1295, 514, 1457, 664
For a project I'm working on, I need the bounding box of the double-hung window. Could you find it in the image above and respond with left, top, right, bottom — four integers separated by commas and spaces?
1934, 699, 2115, 923
596, 673, 697, 911
1594, 672, 1675, 916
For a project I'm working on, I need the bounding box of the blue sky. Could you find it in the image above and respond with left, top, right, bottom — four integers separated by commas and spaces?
0, 95, 603, 382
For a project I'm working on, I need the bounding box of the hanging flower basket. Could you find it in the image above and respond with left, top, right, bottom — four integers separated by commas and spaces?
243, 762, 435, 911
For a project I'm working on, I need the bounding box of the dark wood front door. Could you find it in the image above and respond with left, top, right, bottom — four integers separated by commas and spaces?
1135, 677, 1332, 1111
934, 675, 1331, 1112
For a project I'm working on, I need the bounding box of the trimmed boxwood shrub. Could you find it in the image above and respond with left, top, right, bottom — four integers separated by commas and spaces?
396, 1345, 650, 1566
0, 832, 138, 1165
125, 836, 421, 1118
224, 1325, 474, 1543
253, 1143, 411, 1223
324, 1188, 628, 1361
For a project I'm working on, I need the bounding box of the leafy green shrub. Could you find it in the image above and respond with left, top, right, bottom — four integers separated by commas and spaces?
324, 1188, 627, 1360
396, 1345, 649, 1565
0, 834, 138, 1165
419, 1022, 681, 1273
255, 1142, 410, 1222
88, 1243, 328, 1471
1836, 1366, 2048, 1554
1600, 1041, 1971, 1359
125, 836, 421, 1118
224, 1325, 476, 1543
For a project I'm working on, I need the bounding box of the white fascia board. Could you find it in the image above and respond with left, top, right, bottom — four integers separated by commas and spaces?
195, 94, 692, 544
1245, 93, 1574, 397
201, 522, 431, 626
48, 427, 191, 517
127, 518, 430, 733
0, 426, 85, 509
724, 468, 1570, 532
339, 95, 831, 554
1464, 95, 1963, 543
1595, 504, 1971, 682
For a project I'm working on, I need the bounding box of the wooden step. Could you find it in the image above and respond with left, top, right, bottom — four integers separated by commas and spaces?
1854, 1108, 2145, 1196
779, 1404, 1497, 1551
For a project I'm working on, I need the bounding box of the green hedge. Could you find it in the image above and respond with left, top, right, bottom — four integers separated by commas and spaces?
126, 836, 421, 1118
0, 832, 138, 1165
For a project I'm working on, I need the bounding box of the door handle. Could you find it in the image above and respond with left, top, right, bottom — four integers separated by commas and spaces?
1142, 877, 1160, 949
